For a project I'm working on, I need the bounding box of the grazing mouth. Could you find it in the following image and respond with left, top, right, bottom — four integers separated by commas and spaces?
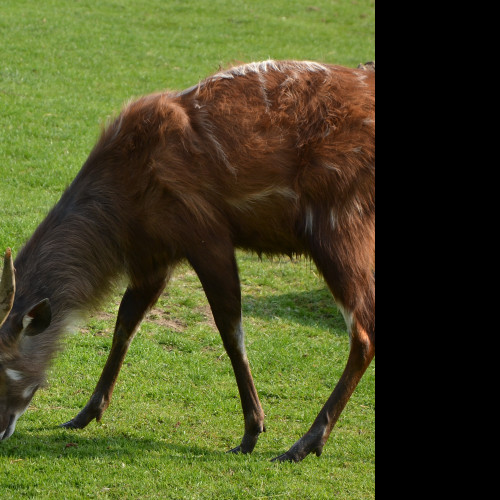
0, 415, 16, 441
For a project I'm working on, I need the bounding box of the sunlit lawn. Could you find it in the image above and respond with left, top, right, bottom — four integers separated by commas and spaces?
0, 1, 375, 498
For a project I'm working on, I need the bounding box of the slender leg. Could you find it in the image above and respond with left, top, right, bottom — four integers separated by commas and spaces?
272, 315, 374, 462
273, 220, 375, 462
62, 277, 168, 429
187, 241, 266, 454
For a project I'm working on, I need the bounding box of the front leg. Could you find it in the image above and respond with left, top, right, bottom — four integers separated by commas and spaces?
187, 240, 266, 454
62, 279, 167, 429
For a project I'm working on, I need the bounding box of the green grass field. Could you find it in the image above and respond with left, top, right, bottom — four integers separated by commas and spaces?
0, 1, 375, 498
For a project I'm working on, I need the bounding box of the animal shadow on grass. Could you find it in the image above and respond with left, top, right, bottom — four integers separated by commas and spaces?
0, 430, 222, 462
242, 288, 348, 335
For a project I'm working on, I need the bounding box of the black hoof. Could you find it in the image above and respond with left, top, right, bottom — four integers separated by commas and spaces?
271, 439, 323, 463
60, 419, 82, 429
271, 451, 300, 463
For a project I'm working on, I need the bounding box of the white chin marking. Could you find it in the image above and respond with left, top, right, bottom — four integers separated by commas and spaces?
23, 383, 38, 399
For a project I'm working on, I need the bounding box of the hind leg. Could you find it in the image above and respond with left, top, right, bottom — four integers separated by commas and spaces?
273, 225, 375, 462
272, 313, 374, 462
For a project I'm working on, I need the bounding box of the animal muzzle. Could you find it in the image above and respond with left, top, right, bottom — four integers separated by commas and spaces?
0, 414, 18, 441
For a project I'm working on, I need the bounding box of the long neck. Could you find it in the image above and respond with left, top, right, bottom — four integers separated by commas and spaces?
13, 170, 126, 330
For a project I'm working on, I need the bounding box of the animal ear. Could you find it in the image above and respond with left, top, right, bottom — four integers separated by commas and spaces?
1, 248, 16, 328
22, 299, 52, 337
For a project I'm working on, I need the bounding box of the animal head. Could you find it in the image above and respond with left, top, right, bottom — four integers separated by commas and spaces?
0, 249, 52, 440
